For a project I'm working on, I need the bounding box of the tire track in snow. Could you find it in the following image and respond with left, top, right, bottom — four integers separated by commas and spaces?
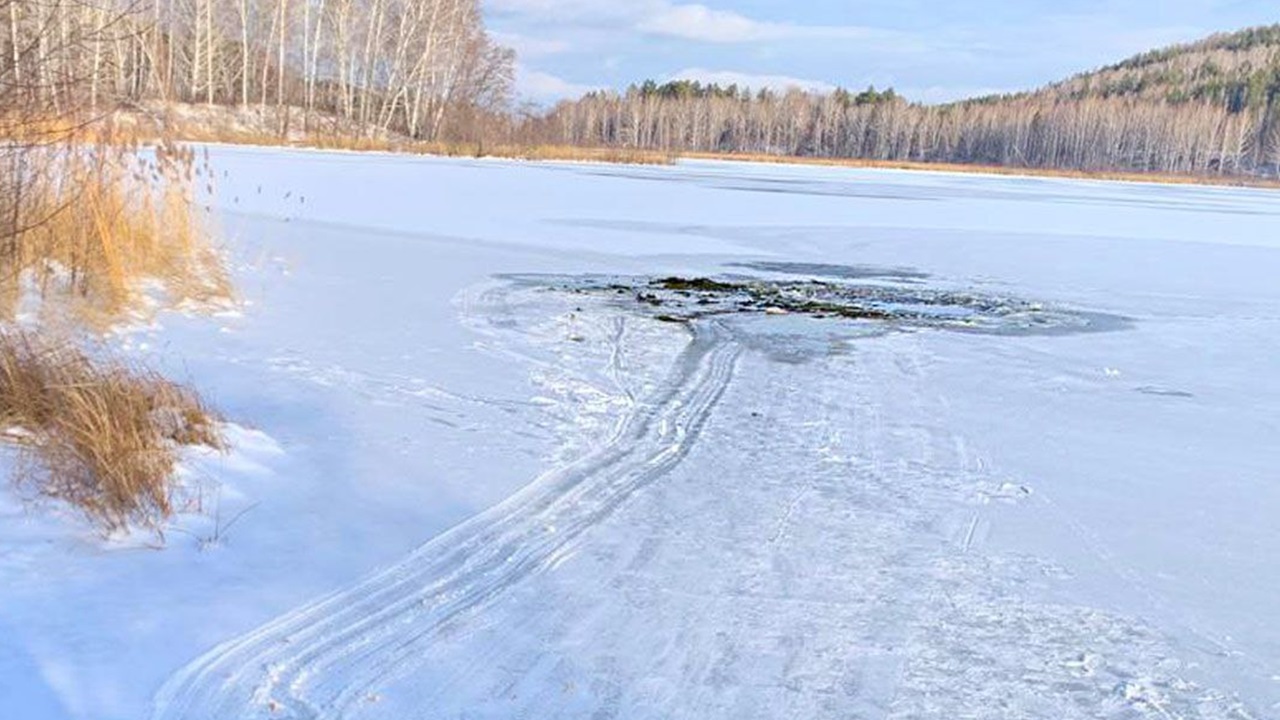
152, 320, 742, 720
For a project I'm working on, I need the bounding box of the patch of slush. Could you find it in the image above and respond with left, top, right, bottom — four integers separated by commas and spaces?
514, 272, 1129, 337
727, 260, 932, 282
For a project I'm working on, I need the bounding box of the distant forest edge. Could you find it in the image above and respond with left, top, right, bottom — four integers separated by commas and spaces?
3, 5, 1279, 178
534, 25, 1280, 178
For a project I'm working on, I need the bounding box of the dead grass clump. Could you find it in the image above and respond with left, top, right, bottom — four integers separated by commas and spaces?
417, 142, 675, 165
677, 151, 1280, 189
0, 330, 222, 532
0, 133, 232, 327
99, 104, 678, 165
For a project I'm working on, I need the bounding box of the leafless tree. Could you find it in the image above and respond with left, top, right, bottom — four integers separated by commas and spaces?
0, 0, 513, 141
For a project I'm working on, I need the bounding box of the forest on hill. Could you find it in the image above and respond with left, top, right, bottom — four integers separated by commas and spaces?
530, 25, 1280, 177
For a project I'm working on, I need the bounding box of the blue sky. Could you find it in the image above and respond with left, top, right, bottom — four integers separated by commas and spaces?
485, 1, 1279, 104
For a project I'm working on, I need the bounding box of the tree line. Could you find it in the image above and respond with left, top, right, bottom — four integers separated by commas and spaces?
5, 4, 1279, 177
525, 27, 1280, 177
524, 81, 1279, 176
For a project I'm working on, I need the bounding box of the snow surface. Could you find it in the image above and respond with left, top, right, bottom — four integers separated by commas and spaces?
2, 148, 1279, 719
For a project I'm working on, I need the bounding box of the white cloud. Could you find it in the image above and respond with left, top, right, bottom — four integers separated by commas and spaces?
669, 68, 835, 94
489, 30, 570, 58
639, 5, 771, 43
640, 4, 900, 45
515, 65, 600, 104
491, 1, 906, 47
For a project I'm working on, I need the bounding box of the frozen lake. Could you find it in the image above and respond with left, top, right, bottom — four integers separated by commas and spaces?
3, 148, 1279, 719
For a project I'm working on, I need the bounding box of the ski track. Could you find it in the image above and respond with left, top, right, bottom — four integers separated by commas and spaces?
151, 301, 742, 720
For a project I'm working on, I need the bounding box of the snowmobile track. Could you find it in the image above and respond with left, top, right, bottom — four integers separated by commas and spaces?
152, 320, 742, 720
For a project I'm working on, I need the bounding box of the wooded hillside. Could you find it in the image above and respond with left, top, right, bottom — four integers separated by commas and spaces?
529, 25, 1280, 177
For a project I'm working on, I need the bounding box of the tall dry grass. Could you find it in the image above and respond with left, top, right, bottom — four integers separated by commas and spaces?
419, 142, 675, 165
0, 130, 232, 327
0, 116, 233, 533
103, 103, 677, 165
677, 151, 1280, 189
0, 330, 222, 533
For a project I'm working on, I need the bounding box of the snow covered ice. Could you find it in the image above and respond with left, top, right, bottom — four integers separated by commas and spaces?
2, 147, 1280, 719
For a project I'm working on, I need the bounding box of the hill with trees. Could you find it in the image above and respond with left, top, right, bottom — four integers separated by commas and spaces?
527, 25, 1280, 177
1048, 25, 1280, 109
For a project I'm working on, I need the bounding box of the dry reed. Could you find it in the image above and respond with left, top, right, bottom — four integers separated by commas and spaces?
420, 143, 675, 165
0, 330, 222, 532
101, 104, 676, 165
0, 129, 232, 328
678, 151, 1280, 189
0, 114, 233, 534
